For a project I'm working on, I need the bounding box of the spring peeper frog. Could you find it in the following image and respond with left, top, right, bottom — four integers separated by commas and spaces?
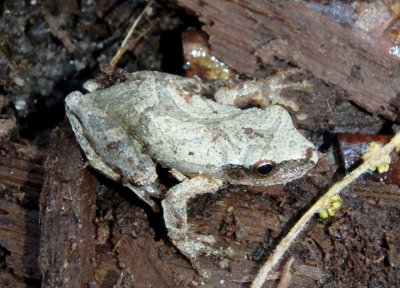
65, 71, 317, 274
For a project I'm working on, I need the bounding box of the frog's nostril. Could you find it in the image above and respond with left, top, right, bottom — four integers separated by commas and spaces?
253, 161, 274, 176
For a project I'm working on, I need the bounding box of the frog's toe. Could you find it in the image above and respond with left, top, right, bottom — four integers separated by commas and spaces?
178, 237, 233, 257
172, 236, 234, 276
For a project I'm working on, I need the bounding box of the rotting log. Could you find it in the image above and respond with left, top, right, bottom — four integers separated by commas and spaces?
0, 140, 46, 286
39, 123, 97, 288
178, 0, 400, 121
0, 200, 41, 280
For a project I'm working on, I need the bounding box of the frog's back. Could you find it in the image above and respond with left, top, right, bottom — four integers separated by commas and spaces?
82, 75, 307, 176
87, 74, 236, 123
130, 78, 258, 174
136, 100, 288, 176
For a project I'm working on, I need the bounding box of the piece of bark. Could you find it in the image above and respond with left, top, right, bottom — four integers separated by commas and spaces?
0, 141, 46, 196
0, 140, 45, 285
178, 0, 400, 121
0, 271, 29, 288
39, 122, 97, 288
0, 200, 40, 280
111, 205, 193, 288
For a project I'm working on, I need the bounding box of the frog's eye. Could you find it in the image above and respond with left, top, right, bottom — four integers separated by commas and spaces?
252, 160, 274, 176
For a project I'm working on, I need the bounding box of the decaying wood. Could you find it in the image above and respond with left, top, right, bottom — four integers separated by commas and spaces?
2, 126, 398, 287
110, 207, 194, 288
0, 140, 46, 286
0, 200, 40, 280
0, 141, 45, 195
178, 0, 400, 121
39, 123, 97, 288
0, 271, 29, 288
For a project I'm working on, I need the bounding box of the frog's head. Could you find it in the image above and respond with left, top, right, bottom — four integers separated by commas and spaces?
220, 106, 318, 186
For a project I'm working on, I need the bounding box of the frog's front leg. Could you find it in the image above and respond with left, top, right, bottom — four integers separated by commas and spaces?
161, 176, 231, 274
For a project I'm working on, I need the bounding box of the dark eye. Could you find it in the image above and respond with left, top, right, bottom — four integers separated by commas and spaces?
253, 161, 274, 176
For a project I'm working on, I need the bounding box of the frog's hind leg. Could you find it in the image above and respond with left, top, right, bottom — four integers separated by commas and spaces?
124, 183, 162, 212
125, 182, 165, 212
161, 176, 232, 276
66, 91, 161, 210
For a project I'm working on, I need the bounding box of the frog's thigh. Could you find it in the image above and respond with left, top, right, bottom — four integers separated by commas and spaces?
125, 183, 160, 212
67, 105, 121, 182
66, 92, 160, 209
162, 176, 224, 239
72, 116, 160, 209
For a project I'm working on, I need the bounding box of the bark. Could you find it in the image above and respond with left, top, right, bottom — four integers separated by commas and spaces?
39, 123, 97, 288
179, 0, 400, 121
0, 140, 45, 286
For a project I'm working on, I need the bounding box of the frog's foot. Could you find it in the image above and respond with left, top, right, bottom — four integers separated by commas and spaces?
171, 234, 234, 278
214, 68, 313, 111
161, 176, 228, 275
266, 68, 314, 110
174, 233, 234, 259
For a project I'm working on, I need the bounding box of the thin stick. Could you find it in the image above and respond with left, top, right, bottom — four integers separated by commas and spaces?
251, 131, 400, 288
276, 257, 294, 288
127, 17, 160, 49
110, 0, 154, 66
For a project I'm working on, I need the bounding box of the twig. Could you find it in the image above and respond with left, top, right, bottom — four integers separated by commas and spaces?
128, 17, 160, 49
276, 257, 294, 288
251, 131, 400, 288
43, 10, 75, 53
110, 0, 154, 66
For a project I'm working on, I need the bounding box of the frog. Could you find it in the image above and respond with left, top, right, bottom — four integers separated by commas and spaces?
64, 71, 318, 274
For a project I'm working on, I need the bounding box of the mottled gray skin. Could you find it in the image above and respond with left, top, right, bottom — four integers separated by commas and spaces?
65, 71, 317, 275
